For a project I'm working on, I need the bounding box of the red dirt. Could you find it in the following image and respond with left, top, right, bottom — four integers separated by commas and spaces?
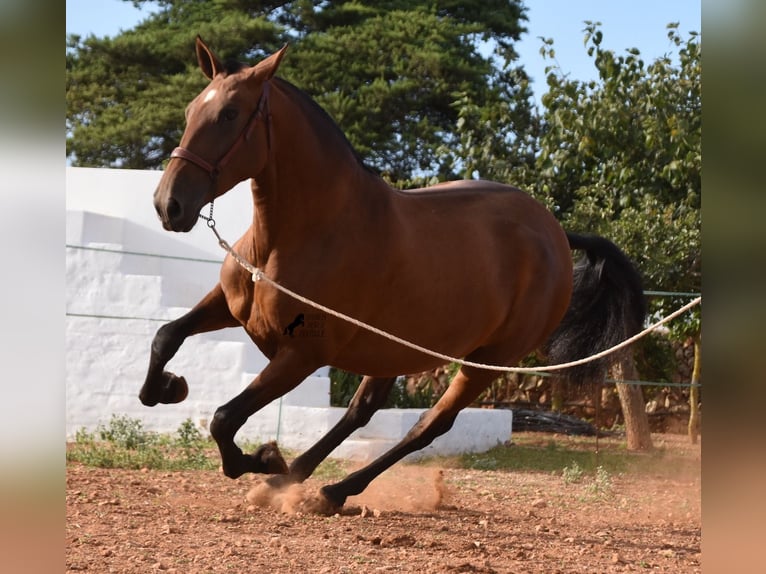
66, 433, 700, 573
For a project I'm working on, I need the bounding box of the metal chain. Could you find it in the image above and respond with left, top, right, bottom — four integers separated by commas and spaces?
198, 201, 215, 226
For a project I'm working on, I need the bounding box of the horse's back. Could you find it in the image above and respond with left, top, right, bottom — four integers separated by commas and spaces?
392, 179, 567, 260
362, 179, 575, 362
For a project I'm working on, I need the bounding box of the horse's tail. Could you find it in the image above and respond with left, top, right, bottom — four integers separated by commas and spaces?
544, 232, 646, 384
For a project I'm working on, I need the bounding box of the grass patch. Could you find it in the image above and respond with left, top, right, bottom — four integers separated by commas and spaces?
560, 462, 615, 501
459, 437, 630, 476
68, 417, 695, 484
312, 457, 348, 481
67, 415, 220, 471
67, 415, 351, 480
454, 432, 693, 479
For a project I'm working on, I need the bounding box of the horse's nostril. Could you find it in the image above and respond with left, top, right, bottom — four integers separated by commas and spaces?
166, 197, 183, 222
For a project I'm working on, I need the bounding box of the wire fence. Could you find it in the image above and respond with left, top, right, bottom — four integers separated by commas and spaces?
66, 243, 701, 389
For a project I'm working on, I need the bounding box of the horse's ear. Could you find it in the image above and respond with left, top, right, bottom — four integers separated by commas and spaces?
195, 35, 224, 80
253, 44, 289, 80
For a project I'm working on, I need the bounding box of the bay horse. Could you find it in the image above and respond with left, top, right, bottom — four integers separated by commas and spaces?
141, 37, 645, 509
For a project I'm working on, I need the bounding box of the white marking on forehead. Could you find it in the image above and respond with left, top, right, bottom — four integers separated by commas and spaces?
203, 88, 218, 104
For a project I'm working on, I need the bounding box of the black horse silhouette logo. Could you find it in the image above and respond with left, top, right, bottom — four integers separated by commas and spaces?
283, 313, 305, 337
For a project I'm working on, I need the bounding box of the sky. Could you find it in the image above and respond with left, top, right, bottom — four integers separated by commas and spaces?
66, 0, 701, 104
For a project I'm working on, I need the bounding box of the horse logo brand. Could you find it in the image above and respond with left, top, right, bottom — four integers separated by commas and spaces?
283, 313, 305, 337
282, 313, 325, 338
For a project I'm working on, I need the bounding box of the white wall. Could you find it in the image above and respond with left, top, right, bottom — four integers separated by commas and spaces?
66, 167, 512, 460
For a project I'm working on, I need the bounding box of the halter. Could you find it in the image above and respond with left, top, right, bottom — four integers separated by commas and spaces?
169, 81, 272, 179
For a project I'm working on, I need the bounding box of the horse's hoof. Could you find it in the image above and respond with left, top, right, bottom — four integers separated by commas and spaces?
318, 484, 347, 510
251, 441, 289, 474
139, 391, 158, 407
159, 373, 188, 404
300, 489, 342, 516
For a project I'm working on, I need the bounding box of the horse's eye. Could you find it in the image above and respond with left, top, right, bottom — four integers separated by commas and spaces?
220, 108, 238, 122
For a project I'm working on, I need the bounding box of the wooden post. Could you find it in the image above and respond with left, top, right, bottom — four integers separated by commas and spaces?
688, 335, 701, 444
613, 354, 653, 451
551, 377, 563, 412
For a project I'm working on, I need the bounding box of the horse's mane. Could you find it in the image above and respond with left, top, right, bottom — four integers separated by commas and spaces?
272, 77, 379, 177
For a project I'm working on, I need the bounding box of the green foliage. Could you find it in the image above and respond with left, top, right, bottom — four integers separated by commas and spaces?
66, 1, 281, 168
584, 466, 614, 498
634, 331, 678, 388
561, 460, 585, 484
312, 457, 347, 482
68, 415, 219, 471
454, 434, 698, 483
490, 17, 702, 351
562, 462, 615, 499
527, 22, 701, 341
439, 68, 540, 183
97, 413, 155, 450
460, 439, 629, 475
66, 0, 532, 180
329, 368, 438, 408
384, 378, 436, 409
329, 367, 363, 407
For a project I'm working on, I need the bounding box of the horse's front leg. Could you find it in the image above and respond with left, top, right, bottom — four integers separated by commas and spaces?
139, 283, 239, 406
210, 350, 319, 479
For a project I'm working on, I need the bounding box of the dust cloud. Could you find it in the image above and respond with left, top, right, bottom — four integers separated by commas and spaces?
246, 465, 449, 515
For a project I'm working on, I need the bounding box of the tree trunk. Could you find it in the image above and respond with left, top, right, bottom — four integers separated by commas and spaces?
613, 355, 653, 451
551, 377, 563, 412
688, 335, 701, 444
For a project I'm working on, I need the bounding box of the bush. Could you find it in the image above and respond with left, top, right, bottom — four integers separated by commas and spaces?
68, 416, 219, 471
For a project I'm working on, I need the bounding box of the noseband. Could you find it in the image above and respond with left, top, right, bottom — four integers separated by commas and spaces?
169, 81, 272, 179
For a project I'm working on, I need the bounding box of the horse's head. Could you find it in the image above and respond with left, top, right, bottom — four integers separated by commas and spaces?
154, 36, 287, 232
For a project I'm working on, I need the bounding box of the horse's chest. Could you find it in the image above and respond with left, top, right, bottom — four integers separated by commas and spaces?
220, 262, 272, 334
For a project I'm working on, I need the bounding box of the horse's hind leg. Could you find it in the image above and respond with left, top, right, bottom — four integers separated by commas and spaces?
267, 376, 397, 487
319, 366, 496, 509
139, 283, 239, 406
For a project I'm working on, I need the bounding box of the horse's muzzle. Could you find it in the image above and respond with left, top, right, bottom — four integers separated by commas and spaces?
154, 194, 197, 232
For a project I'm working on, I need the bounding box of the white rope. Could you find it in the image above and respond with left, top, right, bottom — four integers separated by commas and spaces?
207, 221, 701, 374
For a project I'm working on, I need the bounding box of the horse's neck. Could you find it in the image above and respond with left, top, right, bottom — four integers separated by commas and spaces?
248, 93, 389, 263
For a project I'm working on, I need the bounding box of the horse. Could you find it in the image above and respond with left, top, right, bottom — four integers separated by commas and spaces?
141, 37, 646, 510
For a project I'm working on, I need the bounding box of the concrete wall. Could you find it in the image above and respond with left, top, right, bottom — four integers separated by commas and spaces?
66, 167, 512, 460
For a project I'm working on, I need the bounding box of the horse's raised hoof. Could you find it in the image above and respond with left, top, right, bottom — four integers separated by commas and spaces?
139, 372, 188, 406
246, 441, 289, 475
158, 372, 189, 404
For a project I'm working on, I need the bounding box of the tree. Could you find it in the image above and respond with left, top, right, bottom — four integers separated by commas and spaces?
66, 1, 284, 168
533, 22, 700, 295
522, 23, 701, 448
66, 0, 533, 181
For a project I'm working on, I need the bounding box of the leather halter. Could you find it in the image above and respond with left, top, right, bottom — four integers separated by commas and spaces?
169, 81, 271, 178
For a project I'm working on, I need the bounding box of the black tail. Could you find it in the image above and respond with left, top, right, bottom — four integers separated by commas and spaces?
545, 233, 646, 384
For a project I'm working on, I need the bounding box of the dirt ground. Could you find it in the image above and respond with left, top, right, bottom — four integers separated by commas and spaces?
66, 433, 701, 573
